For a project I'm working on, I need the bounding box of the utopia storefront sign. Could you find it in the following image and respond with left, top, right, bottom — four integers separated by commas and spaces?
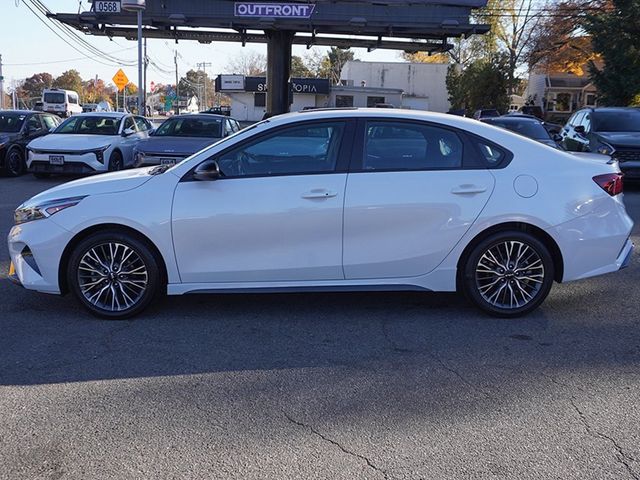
234, 3, 316, 18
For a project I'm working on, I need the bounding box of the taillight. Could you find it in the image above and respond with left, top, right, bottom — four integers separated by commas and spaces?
593, 173, 624, 196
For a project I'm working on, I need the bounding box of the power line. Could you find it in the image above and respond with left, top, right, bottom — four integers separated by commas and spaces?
4, 47, 137, 66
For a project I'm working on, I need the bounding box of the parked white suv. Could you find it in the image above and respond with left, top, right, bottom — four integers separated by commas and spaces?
42, 89, 83, 118
26, 112, 153, 176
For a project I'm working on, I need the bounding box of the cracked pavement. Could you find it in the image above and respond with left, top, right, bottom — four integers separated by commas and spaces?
0, 175, 639, 479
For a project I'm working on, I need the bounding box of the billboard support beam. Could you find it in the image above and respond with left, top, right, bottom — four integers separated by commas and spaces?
265, 30, 294, 118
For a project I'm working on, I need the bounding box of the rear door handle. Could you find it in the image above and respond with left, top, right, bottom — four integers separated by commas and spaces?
451, 185, 487, 195
301, 189, 337, 199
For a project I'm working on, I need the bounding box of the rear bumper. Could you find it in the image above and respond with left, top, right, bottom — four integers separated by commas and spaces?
620, 239, 634, 269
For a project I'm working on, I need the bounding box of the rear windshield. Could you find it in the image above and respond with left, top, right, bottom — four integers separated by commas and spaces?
594, 110, 640, 132
487, 119, 549, 139
55, 115, 119, 135
0, 113, 26, 133
44, 92, 66, 104
154, 117, 223, 138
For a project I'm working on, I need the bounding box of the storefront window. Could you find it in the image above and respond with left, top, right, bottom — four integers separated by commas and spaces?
336, 95, 354, 107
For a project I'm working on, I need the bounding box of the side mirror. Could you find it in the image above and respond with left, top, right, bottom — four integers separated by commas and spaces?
122, 127, 136, 137
553, 133, 562, 143
193, 159, 221, 181
574, 125, 586, 135
148, 128, 156, 135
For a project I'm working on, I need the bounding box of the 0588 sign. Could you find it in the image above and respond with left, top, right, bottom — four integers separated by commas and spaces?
94, 1, 121, 13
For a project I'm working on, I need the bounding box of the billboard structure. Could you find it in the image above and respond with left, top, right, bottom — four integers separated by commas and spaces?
53, 0, 489, 116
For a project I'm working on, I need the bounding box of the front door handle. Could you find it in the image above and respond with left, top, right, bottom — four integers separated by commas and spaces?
451, 184, 487, 195
301, 189, 337, 199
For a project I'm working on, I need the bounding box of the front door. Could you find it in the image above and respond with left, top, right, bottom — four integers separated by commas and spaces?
172, 120, 352, 283
343, 119, 495, 279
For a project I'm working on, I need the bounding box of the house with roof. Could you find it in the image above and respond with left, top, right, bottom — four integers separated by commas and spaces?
526, 71, 598, 123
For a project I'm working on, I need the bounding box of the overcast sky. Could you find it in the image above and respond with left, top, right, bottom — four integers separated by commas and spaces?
1, 0, 401, 89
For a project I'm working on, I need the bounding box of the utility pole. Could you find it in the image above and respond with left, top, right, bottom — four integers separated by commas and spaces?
196, 61, 212, 110
143, 36, 148, 115
0, 54, 4, 110
174, 50, 179, 113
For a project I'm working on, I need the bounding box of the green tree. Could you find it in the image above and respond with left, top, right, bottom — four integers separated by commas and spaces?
53, 69, 83, 95
446, 56, 510, 115
290, 55, 314, 77
585, 0, 640, 105
178, 69, 215, 109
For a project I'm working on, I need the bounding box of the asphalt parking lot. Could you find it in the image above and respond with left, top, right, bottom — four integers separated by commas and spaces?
1, 174, 639, 480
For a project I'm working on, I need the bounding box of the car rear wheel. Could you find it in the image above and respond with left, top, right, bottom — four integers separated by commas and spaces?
5, 147, 26, 177
67, 231, 162, 319
461, 231, 554, 318
108, 151, 124, 171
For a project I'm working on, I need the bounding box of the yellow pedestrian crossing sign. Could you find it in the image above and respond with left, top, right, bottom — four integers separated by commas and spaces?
112, 69, 129, 91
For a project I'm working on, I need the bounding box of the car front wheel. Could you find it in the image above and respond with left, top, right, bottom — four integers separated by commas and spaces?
67, 231, 162, 319
5, 147, 26, 177
461, 231, 554, 318
108, 151, 124, 171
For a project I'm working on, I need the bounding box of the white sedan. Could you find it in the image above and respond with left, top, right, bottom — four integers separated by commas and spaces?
8, 109, 634, 319
26, 112, 153, 176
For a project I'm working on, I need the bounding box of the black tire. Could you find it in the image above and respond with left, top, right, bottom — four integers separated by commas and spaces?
33, 172, 51, 179
108, 150, 124, 171
5, 147, 26, 177
67, 231, 162, 319
461, 231, 554, 318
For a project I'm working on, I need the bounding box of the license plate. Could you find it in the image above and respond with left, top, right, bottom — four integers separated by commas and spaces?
160, 158, 176, 166
95, 1, 121, 13
49, 155, 64, 165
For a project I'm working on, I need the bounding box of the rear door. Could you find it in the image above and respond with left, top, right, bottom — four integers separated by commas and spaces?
342, 118, 496, 279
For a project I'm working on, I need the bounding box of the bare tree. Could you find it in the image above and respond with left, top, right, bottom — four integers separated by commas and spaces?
492, 0, 544, 94
226, 51, 267, 76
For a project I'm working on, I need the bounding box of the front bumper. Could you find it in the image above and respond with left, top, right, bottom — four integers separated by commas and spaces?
27, 150, 106, 174
619, 161, 640, 180
7, 219, 74, 294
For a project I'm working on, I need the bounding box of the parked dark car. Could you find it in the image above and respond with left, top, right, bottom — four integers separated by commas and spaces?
482, 116, 562, 148
133, 114, 241, 167
202, 106, 232, 116
560, 107, 640, 179
504, 112, 563, 135
0, 110, 60, 176
519, 105, 544, 119
473, 109, 500, 120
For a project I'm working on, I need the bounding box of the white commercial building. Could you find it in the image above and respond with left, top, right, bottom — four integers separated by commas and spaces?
340, 61, 451, 112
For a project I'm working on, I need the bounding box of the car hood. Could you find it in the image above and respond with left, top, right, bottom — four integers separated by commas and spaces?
28, 133, 117, 151
21, 167, 155, 208
597, 132, 640, 148
135, 136, 219, 155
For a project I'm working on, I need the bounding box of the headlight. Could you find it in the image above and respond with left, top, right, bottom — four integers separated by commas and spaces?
597, 143, 615, 156
14, 196, 87, 225
94, 145, 110, 164
134, 150, 145, 164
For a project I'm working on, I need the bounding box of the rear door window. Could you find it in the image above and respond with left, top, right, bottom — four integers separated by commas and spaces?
362, 121, 463, 171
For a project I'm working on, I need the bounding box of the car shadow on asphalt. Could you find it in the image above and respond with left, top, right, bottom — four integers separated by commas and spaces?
1, 254, 638, 389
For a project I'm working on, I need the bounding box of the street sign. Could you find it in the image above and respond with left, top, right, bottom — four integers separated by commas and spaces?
112, 68, 129, 91
95, 1, 121, 13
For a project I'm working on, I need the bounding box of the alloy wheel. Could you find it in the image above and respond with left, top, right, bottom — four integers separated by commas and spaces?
77, 242, 148, 312
475, 240, 545, 310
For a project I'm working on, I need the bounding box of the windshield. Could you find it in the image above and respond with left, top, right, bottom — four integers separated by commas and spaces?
154, 117, 223, 138
594, 110, 640, 132
54, 115, 119, 135
487, 119, 550, 139
0, 113, 26, 133
44, 92, 66, 104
